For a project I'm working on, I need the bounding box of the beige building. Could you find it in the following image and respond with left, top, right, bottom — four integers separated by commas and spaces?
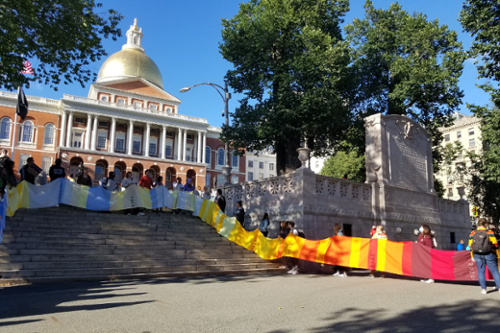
435, 112, 481, 201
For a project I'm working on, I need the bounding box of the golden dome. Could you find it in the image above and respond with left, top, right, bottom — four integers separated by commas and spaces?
97, 48, 164, 88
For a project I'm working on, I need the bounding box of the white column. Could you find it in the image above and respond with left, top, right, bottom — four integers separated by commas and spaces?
90, 114, 98, 151
127, 119, 133, 156
160, 125, 166, 159
177, 128, 182, 161
59, 111, 67, 147
182, 129, 187, 161
65, 111, 73, 148
144, 123, 150, 157
84, 113, 92, 150
197, 131, 202, 163
109, 117, 116, 153
202, 132, 206, 164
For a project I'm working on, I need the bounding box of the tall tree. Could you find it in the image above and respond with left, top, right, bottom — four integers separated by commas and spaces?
219, 0, 352, 175
320, 150, 365, 182
0, 0, 122, 91
344, 1, 465, 176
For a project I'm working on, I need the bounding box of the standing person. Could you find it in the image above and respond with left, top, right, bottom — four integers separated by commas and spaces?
121, 172, 137, 215
173, 177, 183, 190
332, 223, 348, 278
100, 171, 118, 192
368, 225, 388, 278
259, 213, 270, 237
77, 168, 93, 187
370, 225, 377, 237
234, 200, 245, 225
457, 239, 465, 251
469, 218, 500, 295
2, 160, 17, 189
214, 189, 226, 213
183, 178, 194, 192
139, 169, 153, 190
278, 221, 290, 269
418, 224, 435, 283
49, 158, 66, 182
202, 186, 212, 200
154, 176, 164, 187
20, 157, 41, 184
286, 221, 300, 275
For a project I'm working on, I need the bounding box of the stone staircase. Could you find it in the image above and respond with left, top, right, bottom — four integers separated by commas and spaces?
0, 206, 282, 284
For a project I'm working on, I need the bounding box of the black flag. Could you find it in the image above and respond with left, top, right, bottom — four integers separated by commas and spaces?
16, 86, 28, 120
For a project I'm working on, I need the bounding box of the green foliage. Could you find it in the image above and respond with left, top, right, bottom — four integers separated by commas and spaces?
219, 0, 352, 175
0, 0, 123, 91
441, 141, 464, 177
434, 179, 445, 198
320, 150, 365, 182
344, 0, 465, 169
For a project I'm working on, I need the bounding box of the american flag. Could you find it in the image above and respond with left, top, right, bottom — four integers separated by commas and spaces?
21, 60, 34, 75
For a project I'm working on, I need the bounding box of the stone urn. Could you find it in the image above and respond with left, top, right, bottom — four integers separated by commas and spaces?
296, 146, 311, 169
456, 186, 466, 201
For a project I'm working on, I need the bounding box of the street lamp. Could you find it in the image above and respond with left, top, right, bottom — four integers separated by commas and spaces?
179, 82, 232, 185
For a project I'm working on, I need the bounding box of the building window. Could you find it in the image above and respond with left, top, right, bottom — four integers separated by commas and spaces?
216, 174, 225, 187
97, 130, 107, 149
448, 188, 453, 197
20, 121, 34, 143
43, 124, 55, 145
259, 162, 264, 169
217, 148, 225, 166
134, 101, 143, 108
100, 96, 108, 102
115, 132, 126, 152
149, 104, 158, 111
166, 131, 174, 138
232, 153, 238, 168
166, 107, 173, 113
450, 232, 456, 244
259, 173, 264, 179
74, 117, 85, 125
98, 121, 108, 128
469, 138, 475, 148
269, 163, 274, 171
248, 172, 253, 181
0, 118, 10, 140
19, 153, 30, 168
149, 137, 158, 156
205, 173, 211, 186
205, 147, 211, 164
165, 139, 173, 157
117, 98, 126, 105
41, 156, 52, 173
231, 176, 239, 184
187, 134, 194, 140
133, 134, 142, 154
457, 131, 461, 139
72, 132, 83, 148
95, 162, 105, 181
444, 134, 450, 142
186, 146, 193, 162
469, 127, 474, 136
248, 160, 253, 168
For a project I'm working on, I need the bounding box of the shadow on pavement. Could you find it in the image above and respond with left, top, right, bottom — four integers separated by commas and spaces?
267, 300, 500, 333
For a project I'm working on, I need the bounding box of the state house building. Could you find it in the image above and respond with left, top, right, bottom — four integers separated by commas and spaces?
0, 21, 246, 188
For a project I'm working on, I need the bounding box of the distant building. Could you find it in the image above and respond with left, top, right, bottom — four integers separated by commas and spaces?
435, 112, 481, 201
245, 149, 276, 181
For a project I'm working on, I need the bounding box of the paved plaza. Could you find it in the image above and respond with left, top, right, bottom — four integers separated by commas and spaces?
0, 272, 499, 333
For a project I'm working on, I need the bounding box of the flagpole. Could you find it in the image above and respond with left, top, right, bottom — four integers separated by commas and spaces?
11, 88, 20, 158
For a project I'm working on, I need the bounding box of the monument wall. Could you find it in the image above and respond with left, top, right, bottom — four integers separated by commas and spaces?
220, 113, 471, 250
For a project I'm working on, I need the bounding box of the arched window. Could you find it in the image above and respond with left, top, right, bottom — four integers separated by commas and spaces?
217, 148, 225, 166
44, 124, 55, 145
205, 147, 211, 164
114, 165, 122, 184
20, 121, 34, 143
95, 162, 105, 181
165, 170, 172, 189
0, 118, 11, 140
232, 152, 239, 168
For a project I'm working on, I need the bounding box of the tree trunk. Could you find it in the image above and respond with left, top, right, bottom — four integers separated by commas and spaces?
276, 136, 302, 176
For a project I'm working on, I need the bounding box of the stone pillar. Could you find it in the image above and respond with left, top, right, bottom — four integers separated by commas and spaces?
127, 119, 133, 156
84, 113, 92, 150
109, 117, 116, 153
160, 125, 166, 159
177, 128, 182, 161
197, 131, 202, 163
144, 122, 150, 157
183, 129, 187, 161
90, 114, 98, 151
202, 132, 206, 164
59, 111, 67, 147
65, 111, 73, 148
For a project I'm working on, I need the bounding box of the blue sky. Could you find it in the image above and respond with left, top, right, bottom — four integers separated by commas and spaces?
25, 0, 488, 128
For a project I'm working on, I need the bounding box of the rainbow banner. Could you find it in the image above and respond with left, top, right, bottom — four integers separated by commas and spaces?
0, 179, 497, 282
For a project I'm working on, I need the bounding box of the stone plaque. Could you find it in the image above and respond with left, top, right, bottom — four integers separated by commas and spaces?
365, 114, 434, 194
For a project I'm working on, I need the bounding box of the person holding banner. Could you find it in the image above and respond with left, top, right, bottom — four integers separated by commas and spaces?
20, 157, 41, 184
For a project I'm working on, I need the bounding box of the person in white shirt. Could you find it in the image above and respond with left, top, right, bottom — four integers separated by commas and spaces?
121, 172, 136, 191
100, 172, 118, 192
172, 177, 183, 191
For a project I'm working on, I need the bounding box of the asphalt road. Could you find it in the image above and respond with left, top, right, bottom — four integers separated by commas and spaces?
0, 271, 499, 333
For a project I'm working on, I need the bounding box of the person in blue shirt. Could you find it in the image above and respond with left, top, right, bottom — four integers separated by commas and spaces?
259, 213, 269, 237
457, 239, 465, 251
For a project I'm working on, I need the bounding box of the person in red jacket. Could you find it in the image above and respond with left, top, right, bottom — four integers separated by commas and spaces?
139, 169, 153, 190
418, 224, 435, 283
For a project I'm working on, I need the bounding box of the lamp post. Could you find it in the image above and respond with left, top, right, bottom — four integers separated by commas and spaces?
179, 82, 232, 185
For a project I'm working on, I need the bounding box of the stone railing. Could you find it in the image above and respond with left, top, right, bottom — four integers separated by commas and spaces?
314, 175, 372, 202
0, 91, 60, 105
63, 94, 208, 124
